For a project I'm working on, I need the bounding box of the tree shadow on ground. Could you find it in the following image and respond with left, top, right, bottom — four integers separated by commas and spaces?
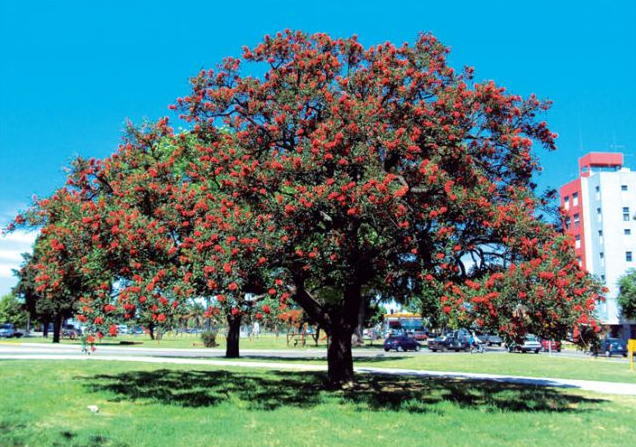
83, 369, 605, 414
160, 354, 408, 363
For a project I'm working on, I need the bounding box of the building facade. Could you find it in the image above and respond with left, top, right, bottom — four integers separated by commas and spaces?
560, 152, 636, 337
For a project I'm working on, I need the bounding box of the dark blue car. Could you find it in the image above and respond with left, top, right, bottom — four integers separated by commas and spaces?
384, 334, 421, 352
593, 338, 628, 357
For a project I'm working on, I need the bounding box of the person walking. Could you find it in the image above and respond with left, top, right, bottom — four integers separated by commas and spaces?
252, 321, 260, 340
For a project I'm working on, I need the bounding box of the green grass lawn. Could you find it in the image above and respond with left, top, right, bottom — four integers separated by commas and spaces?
0, 360, 634, 447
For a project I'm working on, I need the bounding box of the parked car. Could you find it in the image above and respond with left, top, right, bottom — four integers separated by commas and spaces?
383, 334, 421, 352
483, 334, 503, 347
363, 328, 381, 340
0, 323, 15, 338
62, 325, 79, 339
410, 329, 429, 341
117, 324, 129, 335
592, 338, 628, 357
507, 335, 541, 353
540, 339, 562, 352
427, 329, 471, 352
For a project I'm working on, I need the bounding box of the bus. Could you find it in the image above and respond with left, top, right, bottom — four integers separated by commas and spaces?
383, 313, 428, 340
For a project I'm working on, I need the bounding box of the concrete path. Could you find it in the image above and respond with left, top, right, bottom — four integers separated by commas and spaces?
2, 351, 635, 397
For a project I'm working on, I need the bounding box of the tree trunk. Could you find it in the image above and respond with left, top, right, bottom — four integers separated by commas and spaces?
353, 298, 365, 346
226, 314, 241, 358
43, 318, 50, 338
148, 323, 155, 340
52, 313, 62, 344
327, 325, 354, 387
291, 270, 363, 388
326, 275, 363, 387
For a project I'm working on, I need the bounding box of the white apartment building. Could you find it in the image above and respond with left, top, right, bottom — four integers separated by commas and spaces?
560, 152, 636, 338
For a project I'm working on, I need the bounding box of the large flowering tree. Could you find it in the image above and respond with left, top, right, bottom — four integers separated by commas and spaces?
163, 30, 604, 385
9, 31, 604, 386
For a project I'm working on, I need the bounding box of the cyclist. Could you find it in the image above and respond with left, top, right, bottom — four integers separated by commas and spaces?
80, 334, 96, 355
470, 331, 484, 353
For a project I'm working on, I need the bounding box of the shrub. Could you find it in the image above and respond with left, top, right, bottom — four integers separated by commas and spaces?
201, 331, 218, 348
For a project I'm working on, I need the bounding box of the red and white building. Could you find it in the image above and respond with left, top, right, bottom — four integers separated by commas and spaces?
560, 152, 636, 337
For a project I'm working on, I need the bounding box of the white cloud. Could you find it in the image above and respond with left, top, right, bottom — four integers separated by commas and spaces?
0, 230, 38, 296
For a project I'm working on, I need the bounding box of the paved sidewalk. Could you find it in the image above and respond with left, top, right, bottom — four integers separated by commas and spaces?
2, 353, 635, 396
0, 342, 325, 354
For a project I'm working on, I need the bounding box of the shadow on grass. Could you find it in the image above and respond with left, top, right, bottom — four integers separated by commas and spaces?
84, 369, 605, 414
151, 354, 409, 363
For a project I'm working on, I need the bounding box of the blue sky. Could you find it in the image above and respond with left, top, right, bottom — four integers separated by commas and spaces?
0, 0, 635, 296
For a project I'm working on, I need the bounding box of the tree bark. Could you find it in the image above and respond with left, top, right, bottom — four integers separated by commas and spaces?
52, 313, 62, 344
353, 298, 365, 346
148, 322, 155, 340
290, 268, 363, 388
226, 314, 241, 358
326, 276, 363, 387
327, 324, 354, 387
43, 318, 50, 338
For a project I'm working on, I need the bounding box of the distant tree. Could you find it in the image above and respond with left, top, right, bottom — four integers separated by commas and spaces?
366, 303, 387, 329
10, 189, 113, 342
13, 252, 55, 337
618, 269, 636, 320
0, 293, 28, 328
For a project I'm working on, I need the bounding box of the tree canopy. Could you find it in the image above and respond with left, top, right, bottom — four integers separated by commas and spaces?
0, 293, 28, 328
618, 269, 636, 321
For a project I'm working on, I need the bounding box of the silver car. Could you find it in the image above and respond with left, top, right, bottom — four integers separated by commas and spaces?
507, 334, 541, 354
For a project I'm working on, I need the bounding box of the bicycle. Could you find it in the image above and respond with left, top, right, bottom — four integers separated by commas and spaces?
470, 343, 484, 354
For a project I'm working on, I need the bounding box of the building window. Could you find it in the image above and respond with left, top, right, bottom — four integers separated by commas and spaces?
574, 213, 580, 227
595, 186, 600, 200
601, 275, 605, 282
573, 192, 579, 207
597, 208, 602, 222
600, 252, 605, 266
576, 257, 582, 267
623, 207, 630, 221
564, 196, 570, 210
627, 251, 633, 263
626, 229, 632, 235
599, 230, 603, 244
622, 185, 628, 191
575, 234, 581, 249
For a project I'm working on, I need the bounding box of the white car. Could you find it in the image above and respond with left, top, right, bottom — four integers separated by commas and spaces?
117, 325, 129, 335
507, 334, 541, 354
